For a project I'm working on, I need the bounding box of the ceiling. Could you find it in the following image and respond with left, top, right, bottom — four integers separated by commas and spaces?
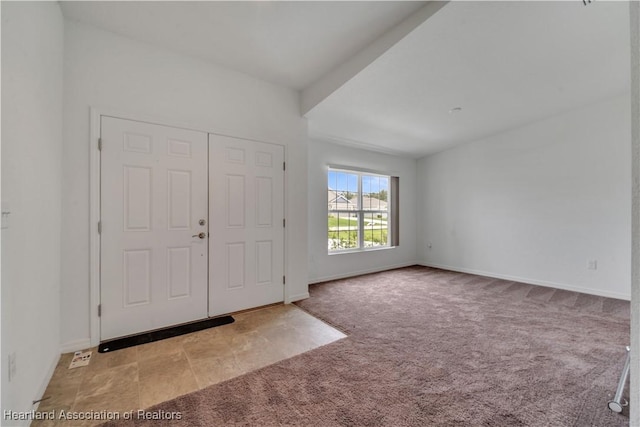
60, 1, 631, 159
59, 1, 426, 90
306, 1, 631, 157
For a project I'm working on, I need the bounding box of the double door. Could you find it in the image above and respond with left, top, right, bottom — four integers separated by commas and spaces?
100, 116, 284, 340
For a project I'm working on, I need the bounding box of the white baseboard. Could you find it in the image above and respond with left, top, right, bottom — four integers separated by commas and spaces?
419, 262, 631, 301
309, 261, 418, 285
59, 338, 91, 354
287, 292, 310, 303
33, 352, 60, 411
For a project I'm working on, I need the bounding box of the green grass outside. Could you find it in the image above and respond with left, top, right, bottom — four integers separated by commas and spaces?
327, 216, 358, 227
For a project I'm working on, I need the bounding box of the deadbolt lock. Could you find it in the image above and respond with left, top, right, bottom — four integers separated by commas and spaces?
199, 219, 206, 226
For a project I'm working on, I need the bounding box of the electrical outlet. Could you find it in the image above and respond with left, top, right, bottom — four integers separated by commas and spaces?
587, 260, 598, 270
8, 353, 16, 381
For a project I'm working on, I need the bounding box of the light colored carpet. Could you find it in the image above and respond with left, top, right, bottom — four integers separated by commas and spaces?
104, 266, 630, 426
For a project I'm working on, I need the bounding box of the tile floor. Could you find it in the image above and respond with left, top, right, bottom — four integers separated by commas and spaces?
31, 304, 346, 427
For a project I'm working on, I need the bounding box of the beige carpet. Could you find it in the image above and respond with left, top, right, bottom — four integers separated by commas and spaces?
104, 266, 630, 426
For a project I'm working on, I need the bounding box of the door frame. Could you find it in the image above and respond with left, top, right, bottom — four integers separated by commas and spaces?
88, 107, 288, 347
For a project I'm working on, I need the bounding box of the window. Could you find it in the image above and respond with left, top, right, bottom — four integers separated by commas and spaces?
328, 167, 398, 252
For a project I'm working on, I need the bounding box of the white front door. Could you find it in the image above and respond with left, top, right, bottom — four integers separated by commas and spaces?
209, 134, 285, 316
101, 116, 209, 340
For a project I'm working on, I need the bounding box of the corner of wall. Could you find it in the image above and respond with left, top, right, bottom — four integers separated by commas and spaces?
1, 0, 64, 417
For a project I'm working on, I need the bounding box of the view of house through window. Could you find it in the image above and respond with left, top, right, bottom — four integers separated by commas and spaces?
328, 168, 390, 251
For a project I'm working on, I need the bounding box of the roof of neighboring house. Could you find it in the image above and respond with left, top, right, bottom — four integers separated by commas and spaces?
328, 190, 353, 209
328, 190, 387, 210
361, 196, 387, 210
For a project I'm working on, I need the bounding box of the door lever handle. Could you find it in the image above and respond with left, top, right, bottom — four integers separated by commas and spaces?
192, 232, 207, 239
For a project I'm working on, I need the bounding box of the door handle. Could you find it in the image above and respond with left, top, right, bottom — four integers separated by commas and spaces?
192, 232, 207, 239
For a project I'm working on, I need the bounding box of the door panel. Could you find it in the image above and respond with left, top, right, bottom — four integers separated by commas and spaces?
209, 134, 285, 316
101, 117, 209, 340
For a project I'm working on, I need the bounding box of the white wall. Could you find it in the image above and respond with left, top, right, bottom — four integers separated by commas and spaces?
629, 1, 640, 422
308, 140, 417, 283
1, 1, 64, 421
417, 94, 631, 299
62, 21, 308, 349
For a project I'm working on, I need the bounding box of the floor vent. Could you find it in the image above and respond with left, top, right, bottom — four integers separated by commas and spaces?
98, 316, 234, 353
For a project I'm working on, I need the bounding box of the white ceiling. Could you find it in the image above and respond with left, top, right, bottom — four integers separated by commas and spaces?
60, 1, 631, 159
307, 1, 631, 157
59, 1, 426, 90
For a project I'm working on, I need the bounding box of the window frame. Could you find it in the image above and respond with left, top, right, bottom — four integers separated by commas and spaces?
327, 167, 393, 253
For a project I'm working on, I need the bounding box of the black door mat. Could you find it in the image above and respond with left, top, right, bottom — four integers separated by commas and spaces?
98, 316, 234, 353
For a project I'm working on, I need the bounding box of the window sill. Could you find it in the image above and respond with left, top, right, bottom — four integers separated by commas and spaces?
328, 246, 397, 255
